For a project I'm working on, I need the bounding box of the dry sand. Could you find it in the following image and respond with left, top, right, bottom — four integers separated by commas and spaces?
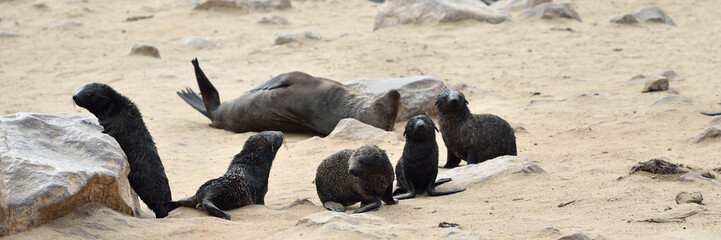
2, 0, 721, 239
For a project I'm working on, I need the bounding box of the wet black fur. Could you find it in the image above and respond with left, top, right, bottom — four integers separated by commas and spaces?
73, 83, 172, 218
435, 90, 517, 168
393, 115, 465, 200
315, 144, 397, 213
164, 131, 283, 220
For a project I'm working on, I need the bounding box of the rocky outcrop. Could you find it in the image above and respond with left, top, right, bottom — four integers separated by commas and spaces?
374, 0, 510, 30
344, 76, 447, 121
436, 156, 545, 191
0, 113, 140, 237
608, 6, 676, 26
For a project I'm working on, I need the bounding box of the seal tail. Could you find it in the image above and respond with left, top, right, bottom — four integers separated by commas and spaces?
177, 58, 221, 120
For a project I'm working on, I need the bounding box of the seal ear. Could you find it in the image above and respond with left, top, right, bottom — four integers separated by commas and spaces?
464, 100, 469, 105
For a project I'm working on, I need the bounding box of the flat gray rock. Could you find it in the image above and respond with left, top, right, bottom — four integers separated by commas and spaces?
710, 116, 721, 125
374, 0, 510, 31
193, 0, 291, 11
183, 36, 216, 49
557, 230, 591, 240
0, 113, 140, 237
0, 30, 19, 38
651, 94, 691, 106
659, 69, 683, 81
344, 76, 447, 121
326, 118, 403, 142
436, 156, 545, 191
693, 125, 721, 143
632, 6, 676, 26
128, 44, 160, 58
256, 15, 289, 25
521, 2, 582, 22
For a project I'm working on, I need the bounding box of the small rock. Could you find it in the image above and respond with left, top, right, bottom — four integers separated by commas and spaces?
52, 20, 83, 30
256, 15, 289, 25
326, 118, 403, 142
557, 230, 591, 240
710, 116, 721, 125
125, 15, 154, 22
627, 74, 646, 85
444, 227, 484, 240
521, 2, 583, 22
491, 0, 552, 12
512, 124, 528, 133
631, 158, 687, 175
693, 125, 721, 143
32, 3, 49, 10
675, 192, 703, 205
374, 0, 510, 31
439, 222, 460, 228
274, 34, 299, 45
658, 69, 683, 81
303, 31, 320, 40
651, 94, 691, 106
128, 44, 160, 58
0, 30, 19, 38
436, 156, 545, 191
632, 6, 676, 26
183, 36, 216, 49
607, 14, 639, 24
641, 77, 669, 93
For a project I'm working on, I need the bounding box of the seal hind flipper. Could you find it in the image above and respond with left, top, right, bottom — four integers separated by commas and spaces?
177, 87, 211, 119
202, 200, 234, 221
164, 196, 199, 213
246, 72, 304, 92
427, 182, 466, 197
434, 178, 452, 186
190, 58, 220, 119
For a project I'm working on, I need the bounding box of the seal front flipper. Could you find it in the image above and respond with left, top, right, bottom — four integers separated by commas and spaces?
393, 184, 416, 200
177, 58, 220, 120
246, 71, 318, 92
440, 149, 461, 168
202, 200, 234, 221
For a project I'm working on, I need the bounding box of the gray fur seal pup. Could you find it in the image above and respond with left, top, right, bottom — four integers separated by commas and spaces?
393, 115, 466, 200
315, 144, 397, 213
436, 90, 517, 168
165, 131, 283, 221
177, 59, 401, 135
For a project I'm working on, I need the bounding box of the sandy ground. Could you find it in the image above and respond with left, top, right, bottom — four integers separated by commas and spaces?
2, 0, 721, 239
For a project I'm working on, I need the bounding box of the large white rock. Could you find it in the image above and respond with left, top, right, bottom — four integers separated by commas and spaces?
0, 113, 140, 237
345, 76, 447, 121
436, 155, 545, 191
374, 0, 511, 31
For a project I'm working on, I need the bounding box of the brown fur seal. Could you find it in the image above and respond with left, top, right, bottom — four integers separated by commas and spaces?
315, 144, 397, 213
393, 115, 466, 200
73, 83, 172, 218
436, 90, 517, 168
177, 58, 401, 135
165, 131, 283, 220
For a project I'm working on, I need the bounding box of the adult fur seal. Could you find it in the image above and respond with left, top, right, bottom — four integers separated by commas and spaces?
73, 83, 172, 218
177, 58, 401, 135
436, 90, 517, 168
315, 144, 397, 213
165, 131, 283, 221
393, 115, 466, 200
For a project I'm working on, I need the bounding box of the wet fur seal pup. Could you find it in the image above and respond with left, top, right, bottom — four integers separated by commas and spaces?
393, 115, 466, 200
436, 90, 517, 168
177, 58, 401, 135
165, 131, 283, 221
315, 144, 397, 213
73, 83, 172, 218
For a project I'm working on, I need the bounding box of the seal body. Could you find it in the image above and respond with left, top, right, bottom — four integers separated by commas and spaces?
165, 131, 283, 220
73, 83, 172, 218
177, 59, 401, 135
315, 144, 397, 213
435, 90, 517, 168
393, 115, 465, 199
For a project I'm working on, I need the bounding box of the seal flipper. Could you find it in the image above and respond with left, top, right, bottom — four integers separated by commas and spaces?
165, 196, 199, 212
441, 149, 461, 168
354, 197, 382, 213
177, 87, 210, 119
191, 58, 220, 119
434, 178, 452, 186
427, 182, 466, 197
202, 200, 234, 221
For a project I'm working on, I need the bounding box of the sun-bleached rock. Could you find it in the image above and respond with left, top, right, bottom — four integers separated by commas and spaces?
326, 118, 403, 142
374, 0, 510, 31
521, 2, 582, 22
641, 77, 669, 93
693, 125, 721, 143
128, 44, 160, 58
345, 76, 447, 121
0, 113, 139, 237
436, 156, 545, 191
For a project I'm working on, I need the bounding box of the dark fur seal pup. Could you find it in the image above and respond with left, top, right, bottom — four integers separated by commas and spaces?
393, 115, 466, 200
73, 83, 172, 218
177, 58, 401, 135
435, 90, 517, 168
165, 131, 283, 221
315, 144, 397, 213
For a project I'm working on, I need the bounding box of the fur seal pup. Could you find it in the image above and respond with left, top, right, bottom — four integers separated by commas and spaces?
177, 58, 401, 135
315, 144, 397, 213
165, 131, 283, 221
435, 90, 517, 168
73, 83, 172, 218
393, 115, 466, 200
